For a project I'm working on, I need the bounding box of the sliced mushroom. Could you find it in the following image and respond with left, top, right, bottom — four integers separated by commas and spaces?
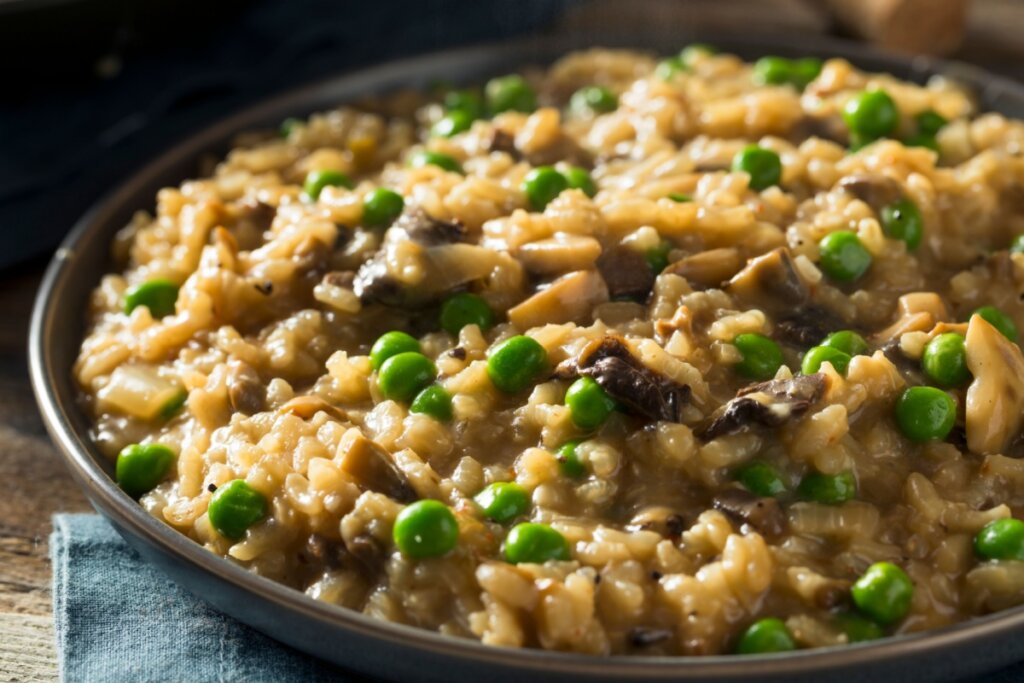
712, 488, 787, 538
774, 307, 847, 348
302, 533, 384, 576
628, 627, 674, 648
558, 335, 691, 422
664, 248, 744, 290
507, 270, 609, 329
726, 247, 809, 313
625, 506, 686, 537
836, 173, 903, 212
337, 431, 417, 503
699, 374, 826, 441
518, 234, 603, 275
353, 208, 504, 307
596, 245, 655, 300
789, 114, 848, 145
278, 395, 348, 422
965, 315, 1024, 455
486, 128, 519, 158
226, 360, 265, 415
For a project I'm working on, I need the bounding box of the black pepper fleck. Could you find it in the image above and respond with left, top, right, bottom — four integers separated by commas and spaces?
254, 281, 274, 295
207, 483, 217, 493
650, 570, 663, 580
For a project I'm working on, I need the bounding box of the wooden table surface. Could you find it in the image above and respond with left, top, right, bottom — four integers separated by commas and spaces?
2, 2, 1021, 680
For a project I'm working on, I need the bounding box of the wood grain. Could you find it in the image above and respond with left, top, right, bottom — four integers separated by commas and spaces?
2, 2, 1021, 680
0, 265, 90, 681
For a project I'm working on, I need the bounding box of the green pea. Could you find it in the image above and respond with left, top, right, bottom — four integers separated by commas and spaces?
904, 134, 939, 152
798, 470, 856, 504
409, 150, 463, 174
801, 345, 852, 376
393, 500, 459, 559
1009, 234, 1024, 254
792, 58, 823, 88
735, 461, 787, 498
485, 74, 536, 114
916, 109, 948, 136
732, 145, 782, 191
851, 561, 914, 624
680, 43, 717, 66
303, 169, 354, 200
432, 109, 474, 138
569, 85, 617, 116
474, 482, 530, 524
921, 333, 970, 388
116, 443, 176, 498
362, 188, 404, 227
835, 613, 884, 643
409, 384, 453, 422
565, 377, 616, 431
655, 56, 683, 80
563, 166, 597, 198
645, 242, 673, 274
280, 117, 301, 138
207, 480, 268, 540
503, 522, 571, 564
159, 388, 188, 420
975, 518, 1024, 561
556, 440, 585, 478
440, 292, 495, 335
820, 330, 869, 357
667, 193, 691, 203
818, 230, 872, 282
973, 305, 1018, 342
487, 335, 548, 393
735, 618, 797, 654
378, 352, 437, 403
752, 56, 794, 86
522, 166, 570, 211
124, 279, 179, 318
369, 331, 420, 371
444, 89, 484, 119
733, 333, 784, 380
880, 198, 923, 250
843, 90, 899, 141
895, 386, 956, 442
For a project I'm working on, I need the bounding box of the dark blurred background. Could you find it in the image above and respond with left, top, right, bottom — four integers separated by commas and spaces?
0, 0, 1021, 271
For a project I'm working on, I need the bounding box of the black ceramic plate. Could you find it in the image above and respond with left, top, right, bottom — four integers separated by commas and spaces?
29, 33, 1024, 683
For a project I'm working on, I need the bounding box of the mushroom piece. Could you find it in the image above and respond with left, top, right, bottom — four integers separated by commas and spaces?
226, 360, 265, 415
726, 247, 810, 313
278, 395, 348, 423
625, 506, 686, 537
698, 374, 826, 441
836, 173, 903, 212
628, 627, 674, 648
353, 208, 505, 307
964, 314, 1024, 455
664, 248, 744, 290
596, 245, 655, 300
774, 306, 848, 348
712, 488, 787, 538
337, 432, 417, 503
557, 335, 692, 423
507, 270, 609, 329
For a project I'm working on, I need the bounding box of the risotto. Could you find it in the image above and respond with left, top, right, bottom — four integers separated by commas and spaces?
74, 46, 1024, 656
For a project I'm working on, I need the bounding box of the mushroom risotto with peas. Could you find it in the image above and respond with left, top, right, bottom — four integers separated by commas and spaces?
75, 45, 1024, 656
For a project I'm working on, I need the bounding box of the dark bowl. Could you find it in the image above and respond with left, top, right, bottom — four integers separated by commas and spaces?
29, 33, 1024, 683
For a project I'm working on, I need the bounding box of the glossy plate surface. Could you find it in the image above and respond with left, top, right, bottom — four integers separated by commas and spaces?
29, 33, 1024, 683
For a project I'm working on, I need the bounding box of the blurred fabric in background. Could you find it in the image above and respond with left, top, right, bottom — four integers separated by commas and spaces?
0, 0, 1020, 270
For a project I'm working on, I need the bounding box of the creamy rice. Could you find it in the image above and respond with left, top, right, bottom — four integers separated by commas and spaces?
75, 47, 1024, 656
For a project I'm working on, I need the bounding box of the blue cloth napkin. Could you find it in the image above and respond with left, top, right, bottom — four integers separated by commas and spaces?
51, 514, 360, 682
51, 513, 1022, 682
